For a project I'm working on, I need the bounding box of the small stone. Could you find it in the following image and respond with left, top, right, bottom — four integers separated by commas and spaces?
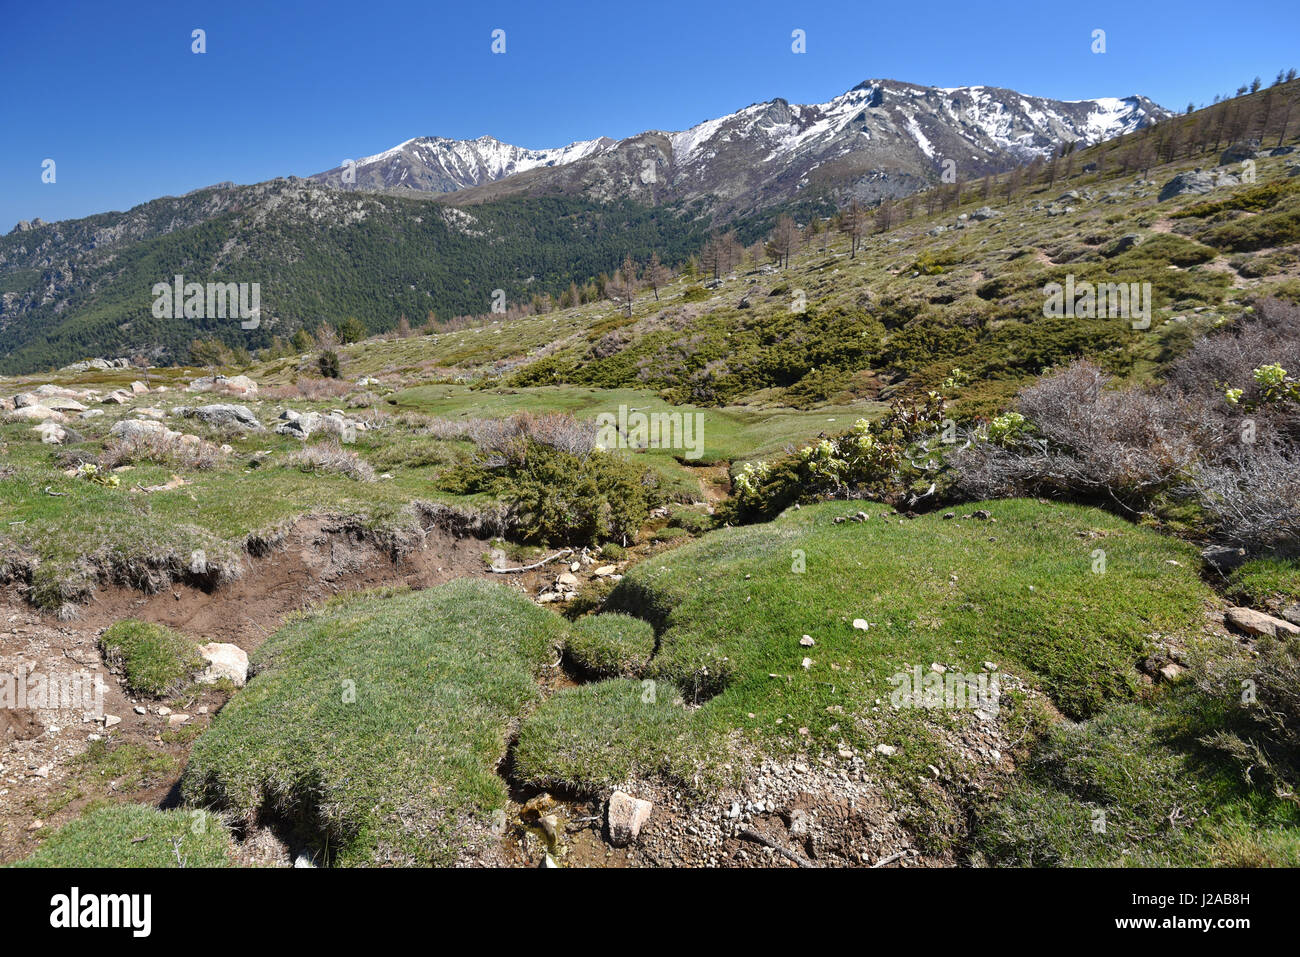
799, 635, 815, 647
167, 713, 190, 727
1226, 607, 1300, 639
875, 744, 897, 757
801, 657, 813, 670
788, 809, 813, 838
197, 642, 250, 687
607, 790, 653, 847
1159, 663, 1187, 683
103, 714, 121, 729
593, 565, 617, 577
852, 619, 869, 631
539, 814, 560, 842
134, 706, 147, 715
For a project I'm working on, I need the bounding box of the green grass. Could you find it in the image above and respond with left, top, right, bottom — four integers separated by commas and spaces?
512, 678, 717, 793
180, 579, 569, 866
973, 687, 1300, 866
100, 620, 204, 697
619, 499, 1206, 719
564, 612, 657, 678
0, 406, 495, 608
74, 740, 179, 791
25, 740, 180, 820
511, 499, 1212, 841
1226, 557, 1300, 607
14, 804, 232, 868
385, 382, 887, 465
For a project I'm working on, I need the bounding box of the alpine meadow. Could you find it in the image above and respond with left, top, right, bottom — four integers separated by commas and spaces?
1, 0, 1298, 933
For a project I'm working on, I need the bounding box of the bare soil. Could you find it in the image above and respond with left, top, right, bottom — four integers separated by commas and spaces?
0, 516, 547, 864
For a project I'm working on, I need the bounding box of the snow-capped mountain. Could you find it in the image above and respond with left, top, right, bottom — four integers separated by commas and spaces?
311, 134, 616, 192
315, 78, 1167, 216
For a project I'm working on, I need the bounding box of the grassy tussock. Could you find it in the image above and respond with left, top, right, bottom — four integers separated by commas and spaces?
100, 620, 204, 697
181, 580, 568, 865
564, 612, 656, 678
99, 429, 226, 471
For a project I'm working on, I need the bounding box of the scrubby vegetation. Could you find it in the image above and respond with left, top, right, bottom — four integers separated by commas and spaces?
441, 412, 666, 546
725, 393, 949, 522
285, 440, 377, 482
951, 297, 1300, 553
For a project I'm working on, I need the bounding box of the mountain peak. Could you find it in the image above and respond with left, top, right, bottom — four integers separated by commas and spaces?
312, 77, 1167, 217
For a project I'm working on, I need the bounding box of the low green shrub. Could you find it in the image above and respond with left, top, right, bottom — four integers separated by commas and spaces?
443, 442, 663, 546
724, 393, 948, 522
1173, 178, 1300, 218
1202, 208, 1300, 252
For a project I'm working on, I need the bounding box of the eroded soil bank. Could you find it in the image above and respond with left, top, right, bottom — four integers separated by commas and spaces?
0, 516, 544, 863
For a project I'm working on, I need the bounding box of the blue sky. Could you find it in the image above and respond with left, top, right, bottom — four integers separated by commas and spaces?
2, 0, 1296, 228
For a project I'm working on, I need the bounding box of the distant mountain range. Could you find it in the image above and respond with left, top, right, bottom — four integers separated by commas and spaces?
311, 78, 1167, 216
0, 77, 1168, 373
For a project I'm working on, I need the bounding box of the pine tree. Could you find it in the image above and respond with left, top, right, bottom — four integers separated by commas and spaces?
189, 337, 230, 378
337, 317, 367, 344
